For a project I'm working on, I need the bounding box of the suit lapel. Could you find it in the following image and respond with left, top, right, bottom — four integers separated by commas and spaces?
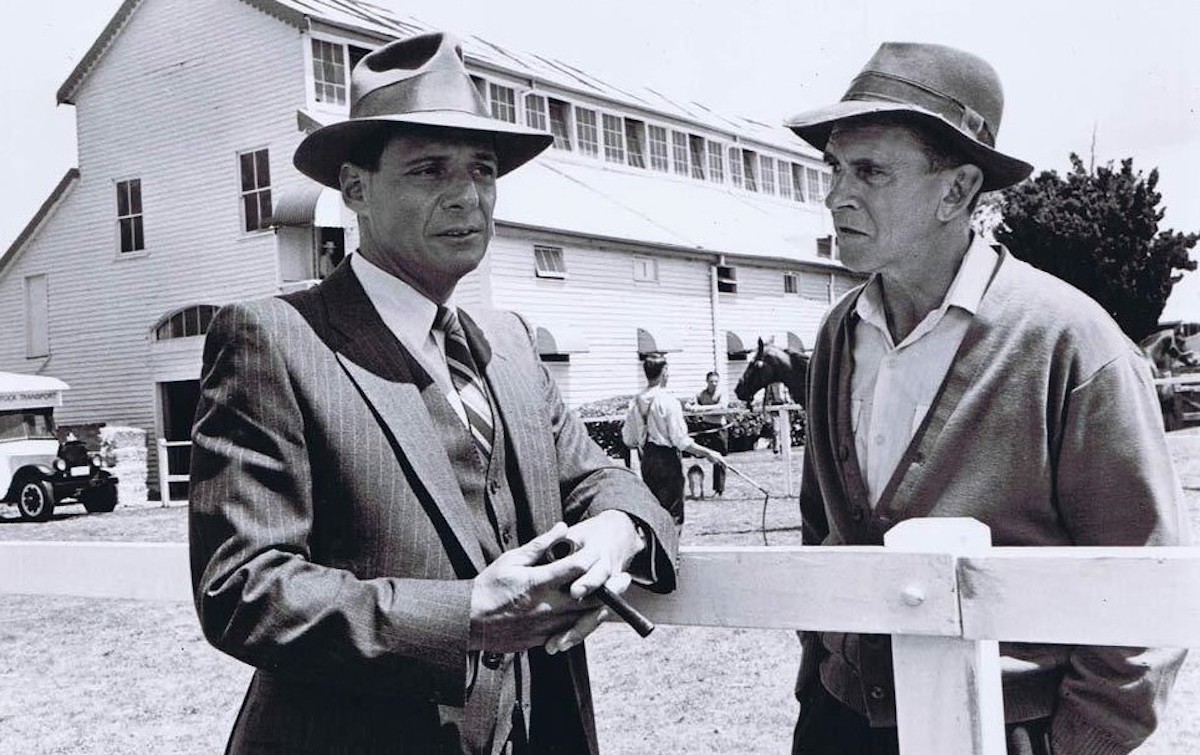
461, 310, 561, 538
319, 263, 488, 574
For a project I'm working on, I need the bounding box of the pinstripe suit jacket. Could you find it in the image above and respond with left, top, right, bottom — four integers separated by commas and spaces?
189, 261, 678, 754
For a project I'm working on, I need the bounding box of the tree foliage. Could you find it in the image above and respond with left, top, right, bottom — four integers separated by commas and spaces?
994, 154, 1197, 342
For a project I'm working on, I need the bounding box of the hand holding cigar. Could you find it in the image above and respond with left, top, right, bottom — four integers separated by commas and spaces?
545, 537, 655, 637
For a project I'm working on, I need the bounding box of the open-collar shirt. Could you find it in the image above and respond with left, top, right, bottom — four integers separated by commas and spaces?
351, 252, 468, 427
851, 236, 998, 506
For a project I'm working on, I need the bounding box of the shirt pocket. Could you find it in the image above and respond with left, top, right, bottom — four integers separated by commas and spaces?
909, 402, 931, 438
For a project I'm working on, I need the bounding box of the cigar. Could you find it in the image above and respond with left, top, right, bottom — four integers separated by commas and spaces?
546, 538, 655, 637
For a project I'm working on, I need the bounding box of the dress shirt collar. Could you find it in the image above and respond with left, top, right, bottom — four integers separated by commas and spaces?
855, 235, 998, 344
350, 252, 458, 340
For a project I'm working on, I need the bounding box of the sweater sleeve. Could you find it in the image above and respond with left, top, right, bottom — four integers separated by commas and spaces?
1050, 350, 1191, 755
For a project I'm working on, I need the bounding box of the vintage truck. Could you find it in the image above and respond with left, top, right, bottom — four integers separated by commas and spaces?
0, 372, 118, 521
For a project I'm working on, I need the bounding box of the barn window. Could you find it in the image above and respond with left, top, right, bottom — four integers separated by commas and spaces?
155, 305, 219, 341
648, 126, 669, 172
548, 98, 572, 150
116, 179, 144, 253
534, 245, 566, 279
238, 148, 272, 232
575, 108, 599, 157
489, 83, 516, 123
717, 264, 738, 294
784, 272, 799, 294
524, 94, 548, 131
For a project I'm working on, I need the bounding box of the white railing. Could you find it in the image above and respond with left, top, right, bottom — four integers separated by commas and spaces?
1, 518, 1196, 754
155, 438, 191, 504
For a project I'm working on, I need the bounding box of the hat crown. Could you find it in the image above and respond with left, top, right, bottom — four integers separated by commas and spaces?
847, 42, 1005, 147
349, 31, 489, 120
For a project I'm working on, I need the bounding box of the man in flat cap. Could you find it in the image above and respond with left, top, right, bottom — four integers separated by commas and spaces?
189, 32, 677, 755
785, 43, 1189, 754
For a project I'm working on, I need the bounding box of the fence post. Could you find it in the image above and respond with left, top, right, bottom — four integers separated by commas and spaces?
885, 518, 1005, 755
156, 437, 170, 505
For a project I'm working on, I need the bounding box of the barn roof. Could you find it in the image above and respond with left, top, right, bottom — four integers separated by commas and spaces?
57, 0, 815, 157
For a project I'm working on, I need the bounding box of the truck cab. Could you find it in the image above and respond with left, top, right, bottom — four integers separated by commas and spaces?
0, 373, 118, 521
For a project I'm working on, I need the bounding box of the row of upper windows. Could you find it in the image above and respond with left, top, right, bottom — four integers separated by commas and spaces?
532, 244, 844, 299
115, 148, 272, 253
474, 76, 832, 203
305, 38, 832, 203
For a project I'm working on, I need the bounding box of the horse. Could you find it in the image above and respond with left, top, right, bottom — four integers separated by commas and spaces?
734, 338, 810, 408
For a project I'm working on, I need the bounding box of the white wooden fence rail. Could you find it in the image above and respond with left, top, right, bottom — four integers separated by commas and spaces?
2, 518, 1198, 754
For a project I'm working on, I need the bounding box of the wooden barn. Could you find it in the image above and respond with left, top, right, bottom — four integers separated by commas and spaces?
0, 0, 862, 495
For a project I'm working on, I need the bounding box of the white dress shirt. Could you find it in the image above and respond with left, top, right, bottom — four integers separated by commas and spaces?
350, 253, 470, 428
851, 237, 999, 506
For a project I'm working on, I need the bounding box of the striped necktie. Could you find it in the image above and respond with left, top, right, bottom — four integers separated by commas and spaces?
434, 306, 494, 460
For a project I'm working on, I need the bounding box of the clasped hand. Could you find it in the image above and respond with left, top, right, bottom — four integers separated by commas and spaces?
469, 511, 644, 656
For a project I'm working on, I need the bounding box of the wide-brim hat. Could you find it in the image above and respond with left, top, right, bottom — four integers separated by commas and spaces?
295, 32, 553, 188
785, 43, 1033, 192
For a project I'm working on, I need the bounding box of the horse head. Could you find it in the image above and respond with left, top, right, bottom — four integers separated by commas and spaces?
735, 337, 808, 407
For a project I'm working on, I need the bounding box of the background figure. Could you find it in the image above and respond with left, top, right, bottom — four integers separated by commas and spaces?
764, 381, 792, 454
622, 355, 722, 528
784, 42, 1189, 754
688, 370, 728, 496
189, 32, 678, 755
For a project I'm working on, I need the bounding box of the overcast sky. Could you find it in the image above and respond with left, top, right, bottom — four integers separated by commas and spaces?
3, 0, 1198, 318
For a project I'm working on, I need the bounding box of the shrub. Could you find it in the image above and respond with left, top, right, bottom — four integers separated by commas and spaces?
577, 394, 637, 460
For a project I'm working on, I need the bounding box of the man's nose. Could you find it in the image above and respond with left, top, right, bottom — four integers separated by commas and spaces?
824, 172, 851, 211
442, 173, 480, 209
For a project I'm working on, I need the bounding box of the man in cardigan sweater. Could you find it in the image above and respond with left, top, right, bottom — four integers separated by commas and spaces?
784, 43, 1190, 754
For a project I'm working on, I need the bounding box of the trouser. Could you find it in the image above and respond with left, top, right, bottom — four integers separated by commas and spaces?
792, 682, 1054, 755
640, 443, 684, 526
695, 428, 727, 494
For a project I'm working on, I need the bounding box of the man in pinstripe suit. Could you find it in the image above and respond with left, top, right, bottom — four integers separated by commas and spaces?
189, 32, 678, 755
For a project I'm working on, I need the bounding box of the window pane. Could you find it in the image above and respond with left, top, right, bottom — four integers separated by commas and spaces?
243, 195, 259, 232
761, 156, 776, 195
707, 143, 724, 182
648, 126, 669, 172
255, 150, 270, 189
198, 306, 215, 333
576, 109, 598, 157
129, 179, 142, 214
525, 94, 547, 131
185, 306, 199, 336
116, 182, 129, 216
688, 135, 705, 180
729, 147, 743, 187
743, 151, 758, 192
240, 153, 255, 191
625, 120, 645, 168
119, 218, 133, 252
548, 99, 571, 150
671, 132, 689, 176
792, 164, 806, 201
602, 114, 624, 163
259, 190, 273, 228
132, 216, 144, 251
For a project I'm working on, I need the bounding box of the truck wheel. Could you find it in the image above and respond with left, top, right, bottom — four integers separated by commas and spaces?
17, 480, 55, 522
82, 485, 118, 514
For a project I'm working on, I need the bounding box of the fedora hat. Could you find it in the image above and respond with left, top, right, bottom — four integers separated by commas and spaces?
785, 42, 1033, 191
294, 32, 553, 188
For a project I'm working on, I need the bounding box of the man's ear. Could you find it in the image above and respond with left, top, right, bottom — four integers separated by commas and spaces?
339, 163, 367, 212
938, 163, 984, 221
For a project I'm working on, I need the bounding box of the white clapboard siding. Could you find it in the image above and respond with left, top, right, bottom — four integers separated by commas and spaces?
0, 0, 308, 488
488, 231, 718, 406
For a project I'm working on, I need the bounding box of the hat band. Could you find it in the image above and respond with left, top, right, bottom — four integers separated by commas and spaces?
842, 70, 995, 147
353, 68, 490, 120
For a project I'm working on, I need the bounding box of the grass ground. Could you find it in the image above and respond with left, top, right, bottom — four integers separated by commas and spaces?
1, 442, 1197, 753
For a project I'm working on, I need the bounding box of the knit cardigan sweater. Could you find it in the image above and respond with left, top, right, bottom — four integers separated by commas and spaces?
798, 250, 1190, 755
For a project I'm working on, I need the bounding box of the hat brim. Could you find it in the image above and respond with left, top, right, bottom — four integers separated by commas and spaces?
785, 101, 1033, 192
294, 111, 554, 189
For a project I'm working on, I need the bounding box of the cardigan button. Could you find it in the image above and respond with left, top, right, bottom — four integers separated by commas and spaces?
869, 685, 887, 701
851, 509, 865, 523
